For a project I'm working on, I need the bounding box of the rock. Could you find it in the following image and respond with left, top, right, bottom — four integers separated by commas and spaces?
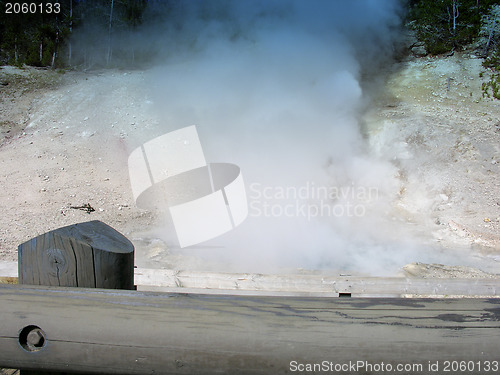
77, 131, 95, 138
411, 44, 427, 57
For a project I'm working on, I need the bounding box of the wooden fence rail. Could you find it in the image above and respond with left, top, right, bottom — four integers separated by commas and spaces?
135, 268, 500, 297
2, 220, 500, 374
3, 262, 500, 297
1, 283, 500, 375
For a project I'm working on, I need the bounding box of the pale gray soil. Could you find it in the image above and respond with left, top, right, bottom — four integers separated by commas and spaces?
0, 53, 499, 278
365, 52, 500, 277
0, 66, 158, 261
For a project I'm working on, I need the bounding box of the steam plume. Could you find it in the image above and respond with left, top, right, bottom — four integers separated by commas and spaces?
139, 1, 447, 275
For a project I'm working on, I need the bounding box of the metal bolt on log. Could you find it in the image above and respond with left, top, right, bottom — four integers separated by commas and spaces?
26, 329, 44, 349
18, 325, 46, 353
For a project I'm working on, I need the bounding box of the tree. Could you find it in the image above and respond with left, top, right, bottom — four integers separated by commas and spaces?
481, 4, 500, 55
0, 0, 170, 69
0, 0, 71, 67
481, 5, 500, 99
407, 0, 499, 55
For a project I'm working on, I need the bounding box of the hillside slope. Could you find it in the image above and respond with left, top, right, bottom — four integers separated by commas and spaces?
366, 52, 499, 256
0, 53, 499, 277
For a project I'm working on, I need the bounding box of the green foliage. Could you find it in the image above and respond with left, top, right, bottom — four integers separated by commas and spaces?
482, 48, 500, 99
483, 49, 500, 70
408, 0, 500, 55
0, 0, 153, 69
0, 1, 69, 67
482, 73, 500, 99
409, 0, 500, 100
481, 11, 500, 100
122, 0, 148, 28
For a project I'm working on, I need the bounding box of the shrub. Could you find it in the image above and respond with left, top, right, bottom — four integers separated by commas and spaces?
482, 69, 500, 99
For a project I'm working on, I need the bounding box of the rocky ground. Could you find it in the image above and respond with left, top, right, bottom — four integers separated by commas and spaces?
0, 51, 499, 278
366, 52, 500, 272
0, 66, 158, 261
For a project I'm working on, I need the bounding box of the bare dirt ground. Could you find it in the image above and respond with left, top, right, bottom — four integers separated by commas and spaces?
0, 66, 158, 261
365, 52, 500, 275
0, 52, 499, 278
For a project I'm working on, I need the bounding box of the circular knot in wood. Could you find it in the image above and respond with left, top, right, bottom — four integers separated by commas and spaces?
44, 248, 69, 277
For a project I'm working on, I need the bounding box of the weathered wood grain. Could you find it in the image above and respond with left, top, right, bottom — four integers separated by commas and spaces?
0, 284, 499, 374
3, 260, 500, 297
17, 221, 134, 290
17, 221, 135, 374
135, 268, 500, 297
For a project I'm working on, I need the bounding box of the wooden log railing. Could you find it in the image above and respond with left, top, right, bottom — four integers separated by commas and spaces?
1, 220, 500, 374
1, 283, 500, 375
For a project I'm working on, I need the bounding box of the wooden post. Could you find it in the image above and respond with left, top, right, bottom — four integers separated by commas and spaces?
18, 220, 134, 289
16, 220, 135, 375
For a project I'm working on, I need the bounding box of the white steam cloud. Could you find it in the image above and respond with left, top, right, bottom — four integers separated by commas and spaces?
137, 0, 451, 275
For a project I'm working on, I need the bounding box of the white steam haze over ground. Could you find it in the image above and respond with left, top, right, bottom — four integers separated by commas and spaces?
122, 0, 470, 276
2, 1, 499, 279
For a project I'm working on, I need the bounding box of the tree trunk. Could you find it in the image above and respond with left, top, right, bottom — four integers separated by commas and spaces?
68, 0, 72, 65
51, 30, 59, 68
107, 0, 114, 66
453, 2, 458, 34
448, 1, 459, 36
68, 42, 72, 66
485, 14, 498, 56
14, 38, 18, 65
